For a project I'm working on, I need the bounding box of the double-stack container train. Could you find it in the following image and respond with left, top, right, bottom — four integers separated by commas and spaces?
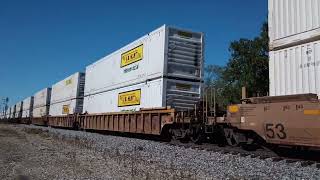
2, 0, 320, 153
21, 96, 34, 121
268, 0, 320, 98
83, 25, 203, 113
32, 88, 51, 125
49, 72, 85, 116
15, 101, 23, 120
10, 105, 15, 119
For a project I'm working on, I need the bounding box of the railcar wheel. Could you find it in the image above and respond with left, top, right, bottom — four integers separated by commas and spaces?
190, 125, 203, 144
169, 128, 189, 143
224, 129, 240, 147
171, 133, 179, 141
72, 122, 80, 130
169, 128, 180, 142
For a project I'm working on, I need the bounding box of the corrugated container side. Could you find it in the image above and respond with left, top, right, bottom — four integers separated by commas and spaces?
50, 72, 82, 103
34, 88, 51, 108
83, 78, 201, 114
49, 99, 80, 116
269, 40, 320, 98
49, 72, 85, 116
33, 88, 51, 117
7, 108, 11, 119
85, 25, 203, 97
22, 97, 34, 118
10, 105, 16, 118
85, 26, 165, 96
22, 110, 30, 118
6, 109, 9, 119
33, 106, 49, 117
84, 78, 164, 113
269, 0, 320, 50
15, 102, 23, 118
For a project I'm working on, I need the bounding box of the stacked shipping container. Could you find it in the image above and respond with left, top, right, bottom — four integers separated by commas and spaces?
33, 88, 51, 117
22, 97, 34, 118
7, 107, 11, 119
269, 0, 320, 98
49, 72, 85, 116
15, 101, 23, 119
5, 25, 203, 117
83, 25, 204, 113
10, 105, 15, 119
268, 0, 320, 50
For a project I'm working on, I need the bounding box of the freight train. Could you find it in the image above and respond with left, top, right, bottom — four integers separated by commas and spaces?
1, 24, 320, 152
3, 92, 320, 152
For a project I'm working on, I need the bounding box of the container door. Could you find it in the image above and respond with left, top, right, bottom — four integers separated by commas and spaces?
165, 79, 201, 110
166, 28, 203, 81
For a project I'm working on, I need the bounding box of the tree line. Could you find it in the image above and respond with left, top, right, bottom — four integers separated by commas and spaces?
205, 22, 269, 109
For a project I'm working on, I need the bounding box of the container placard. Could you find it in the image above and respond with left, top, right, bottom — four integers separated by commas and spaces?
176, 83, 192, 91
65, 79, 72, 85
62, 105, 70, 114
178, 31, 193, 38
121, 45, 143, 67
118, 89, 141, 107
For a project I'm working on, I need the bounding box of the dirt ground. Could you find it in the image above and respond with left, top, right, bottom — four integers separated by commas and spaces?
1, 123, 319, 180
0, 123, 116, 180
0, 123, 198, 180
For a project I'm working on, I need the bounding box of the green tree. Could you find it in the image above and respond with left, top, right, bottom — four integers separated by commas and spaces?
205, 22, 269, 108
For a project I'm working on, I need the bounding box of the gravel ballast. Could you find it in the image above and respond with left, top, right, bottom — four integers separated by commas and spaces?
0, 123, 319, 179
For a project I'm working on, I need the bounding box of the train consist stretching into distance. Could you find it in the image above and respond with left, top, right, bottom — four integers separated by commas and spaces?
1, 0, 320, 153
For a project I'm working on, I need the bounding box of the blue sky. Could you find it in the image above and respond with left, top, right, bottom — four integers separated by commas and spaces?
0, 0, 267, 106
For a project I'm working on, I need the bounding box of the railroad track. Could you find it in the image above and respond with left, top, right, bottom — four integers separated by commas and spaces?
163, 140, 320, 169
15, 122, 320, 169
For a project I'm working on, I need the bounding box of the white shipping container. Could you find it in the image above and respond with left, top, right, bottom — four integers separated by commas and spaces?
33, 106, 50, 117
83, 78, 201, 114
10, 105, 15, 118
33, 88, 51, 117
5, 109, 8, 119
22, 97, 34, 118
49, 72, 85, 116
269, 40, 320, 98
7, 107, 11, 119
34, 88, 51, 108
50, 99, 80, 116
22, 110, 31, 118
85, 25, 203, 96
269, 0, 320, 50
15, 101, 23, 118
